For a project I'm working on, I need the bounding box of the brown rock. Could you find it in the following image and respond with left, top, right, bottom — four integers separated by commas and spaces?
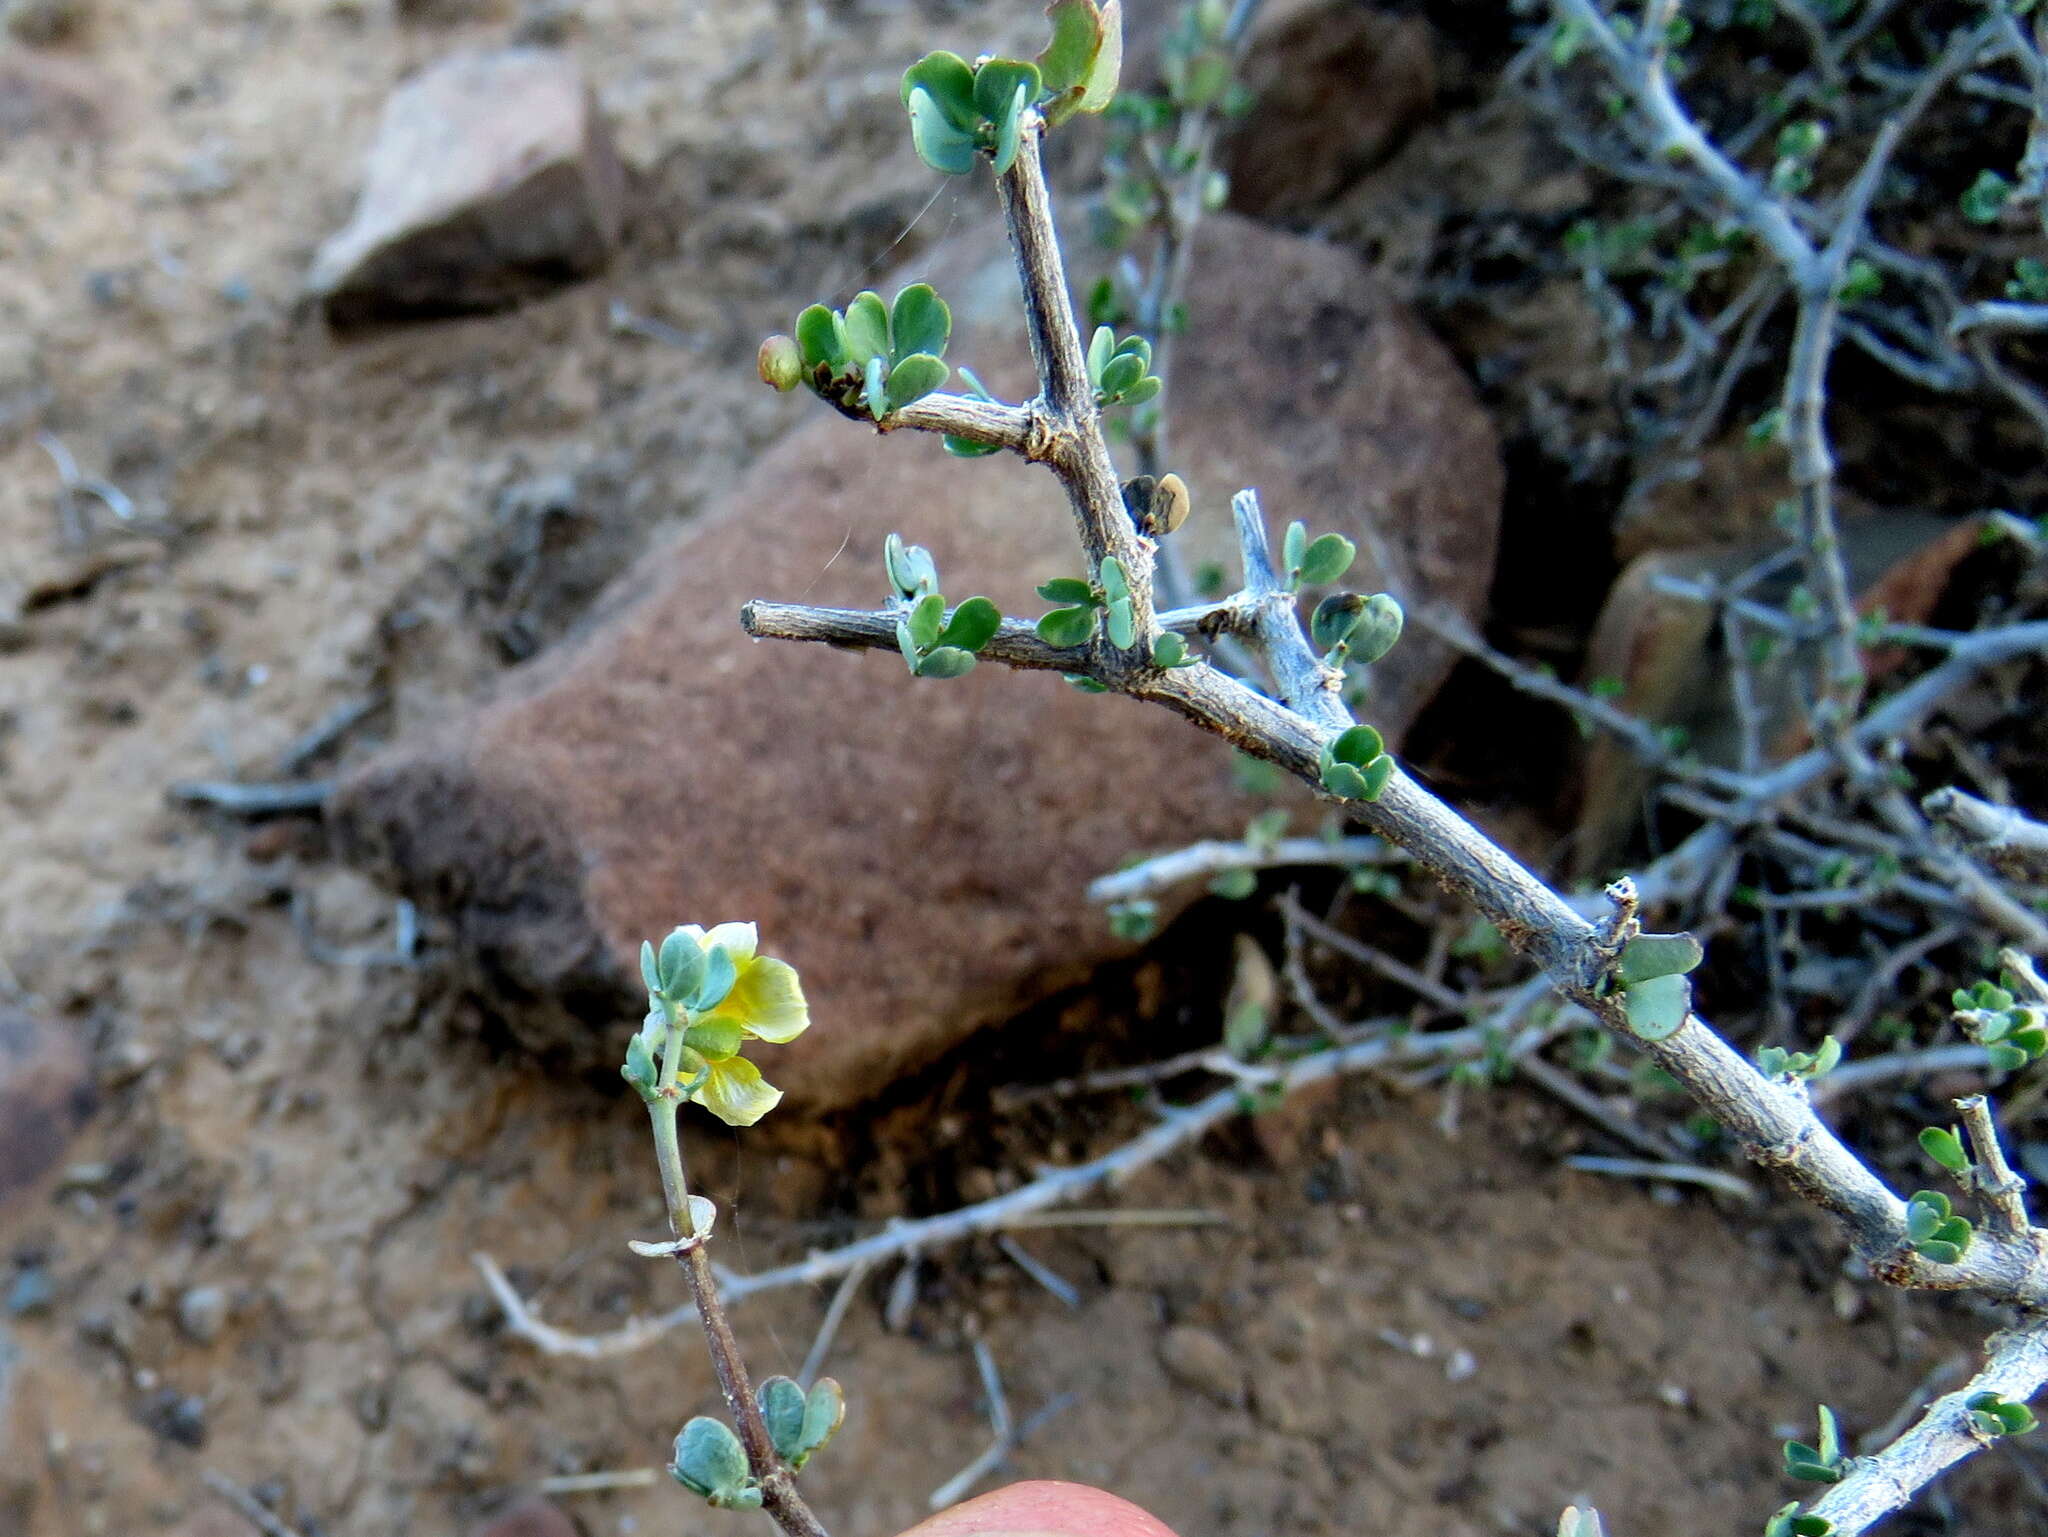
310, 48, 626, 326
1220, 1, 1435, 219
470, 1497, 579, 1537
1157, 1324, 1246, 1409
330, 212, 1501, 1111
0, 1007, 93, 1208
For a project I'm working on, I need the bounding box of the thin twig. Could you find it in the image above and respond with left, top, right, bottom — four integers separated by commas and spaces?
1926, 788, 2048, 883
1086, 836, 1396, 904
200, 1471, 307, 1537
1563, 1155, 1759, 1202
168, 780, 334, 815
798, 1260, 871, 1389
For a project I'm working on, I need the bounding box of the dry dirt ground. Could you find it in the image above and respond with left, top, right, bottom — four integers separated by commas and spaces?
0, 2, 2037, 1535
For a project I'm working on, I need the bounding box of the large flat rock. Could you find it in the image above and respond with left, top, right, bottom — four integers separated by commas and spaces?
309, 47, 625, 326
330, 213, 1502, 1111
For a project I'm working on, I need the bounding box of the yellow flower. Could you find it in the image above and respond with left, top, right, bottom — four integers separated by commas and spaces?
670, 922, 810, 1127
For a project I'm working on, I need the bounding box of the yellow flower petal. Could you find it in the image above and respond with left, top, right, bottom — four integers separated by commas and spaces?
699, 922, 759, 965
689, 1055, 783, 1127
706, 955, 810, 1044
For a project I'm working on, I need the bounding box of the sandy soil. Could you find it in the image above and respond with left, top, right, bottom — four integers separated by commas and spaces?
0, 2, 2034, 1535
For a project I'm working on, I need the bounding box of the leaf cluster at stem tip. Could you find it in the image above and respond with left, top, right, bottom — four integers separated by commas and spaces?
885, 533, 1002, 679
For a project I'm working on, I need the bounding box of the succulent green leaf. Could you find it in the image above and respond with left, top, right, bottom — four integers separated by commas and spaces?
1105, 595, 1136, 649
800, 1378, 847, 1461
889, 283, 951, 363
1296, 532, 1357, 586
1320, 759, 1370, 799
895, 619, 919, 672
1815, 1405, 1840, 1464
670, 1417, 750, 1501
1617, 932, 1704, 985
1099, 556, 1130, 602
974, 59, 1043, 123
1070, 0, 1123, 117
991, 80, 1030, 176
914, 646, 978, 679
1916, 1237, 1964, 1264
622, 1030, 657, 1092
1808, 1034, 1842, 1077
758, 1376, 807, 1463
1311, 592, 1366, 651
1119, 374, 1162, 407
944, 434, 1004, 458
639, 939, 661, 994
1622, 973, 1691, 1041
885, 352, 950, 413
1151, 631, 1188, 667
1037, 577, 1096, 604
844, 292, 890, 366
1352, 593, 1405, 664
1038, 605, 1099, 648
908, 85, 980, 175
1359, 754, 1395, 800
908, 592, 946, 652
1086, 325, 1115, 388
884, 533, 937, 599
1099, 350, 1146, 400
1282, 520, 1307, 575
900, 51, 980, 128
863, 354, 889, 419
1919, 1125, 1970, 1174
1995, 1400, 2038, 1434
1989, 1042, 2031, 1072
937, 596, 1002, 654
1327, 724, 1384, 766
796, 304, 846, 371
1039, 0, 1104, 92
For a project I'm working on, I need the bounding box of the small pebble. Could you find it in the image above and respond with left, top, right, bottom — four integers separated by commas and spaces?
174, 1286, 227, 1345
1157, 1325, 1245, 1409
6, 1267, 54, 1317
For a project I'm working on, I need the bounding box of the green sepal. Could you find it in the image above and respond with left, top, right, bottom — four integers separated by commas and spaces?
1105, 595, 1136, 649
900, 51, 980, 128
889, 283, 951, 362
1296, 532, 1356, 586
908, 85, 980, 175
885, 353, 950, 413
689, 942, 738, 1013
683, 1015, 746, 1062
656, 927, 707, 999
914, 646, 978, 679
1621, 973, 1691, 1041
1037, 577, 1096, 604
937, 597, 1002, 654
796, 304, 846, 371
908, 591, 946, 652
1038, 605, 1099, 647
1617, 932, 1704, 985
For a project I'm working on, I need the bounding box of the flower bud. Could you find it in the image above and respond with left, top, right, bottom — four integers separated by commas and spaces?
758, 334, 804, 392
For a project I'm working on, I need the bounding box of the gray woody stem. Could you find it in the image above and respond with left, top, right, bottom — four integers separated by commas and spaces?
647, 1026, 828, 1537
740, 71, 2048, 1535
